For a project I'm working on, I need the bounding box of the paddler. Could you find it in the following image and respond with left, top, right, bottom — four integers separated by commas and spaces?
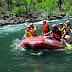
51, 24, 62, 41
23, 25, 32, 38
64, 20, 71, 34
41, 20, 50, 35
58, 23, 64, 34
29, 23, 37, 37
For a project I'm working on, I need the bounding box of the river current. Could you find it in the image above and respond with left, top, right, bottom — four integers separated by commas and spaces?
0, 18, 72, 72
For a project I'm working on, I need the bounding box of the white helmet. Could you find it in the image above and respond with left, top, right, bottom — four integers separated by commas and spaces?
65, 35, 71, 40
27, 25, 30, 28
52, 24, 57, 28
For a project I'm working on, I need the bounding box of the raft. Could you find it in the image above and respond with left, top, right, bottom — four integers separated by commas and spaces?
20, 36, 65, 50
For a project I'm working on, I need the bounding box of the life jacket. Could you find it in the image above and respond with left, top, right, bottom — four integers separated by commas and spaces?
59, 27, 64, 34
65, 27, 71, 32
63, 26, 71, 35
41, 24, 50, 33
63, 25, 71, 31
26, 31, 32, 37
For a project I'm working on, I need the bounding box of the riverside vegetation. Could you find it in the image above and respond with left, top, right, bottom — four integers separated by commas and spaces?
0, 0, 72, 25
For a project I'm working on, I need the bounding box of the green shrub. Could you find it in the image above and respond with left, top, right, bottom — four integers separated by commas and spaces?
67, 8, 72, 15
12, 6, 21, 14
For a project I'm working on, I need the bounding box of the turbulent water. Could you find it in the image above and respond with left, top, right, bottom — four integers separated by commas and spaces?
0, 18, 72, 72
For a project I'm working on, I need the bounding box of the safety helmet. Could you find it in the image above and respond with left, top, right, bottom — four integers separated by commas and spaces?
43, 20, 46, 25
52, 24, 57, 28
43, 20, 46, 22
65, 35, 71, 40
27, 25, 30, 28
29, 23, 33, 27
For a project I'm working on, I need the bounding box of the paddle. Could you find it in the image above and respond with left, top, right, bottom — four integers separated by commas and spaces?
65, 43, 72, 50
61, 36, 72, 50
63, 39, 72, 50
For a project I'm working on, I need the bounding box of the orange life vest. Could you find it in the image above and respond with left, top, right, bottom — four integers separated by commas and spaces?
26, 31, 32, 37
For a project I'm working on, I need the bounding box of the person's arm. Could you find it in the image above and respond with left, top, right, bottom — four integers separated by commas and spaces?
34, 26, 37, 30
70, 29, 72, 32
64, 30, 66, 35
44, 31, 52, 36
62, 30, 66, 39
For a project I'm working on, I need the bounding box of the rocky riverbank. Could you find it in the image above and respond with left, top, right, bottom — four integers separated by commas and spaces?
0, 11, 72, 26
0, 11, 42, 26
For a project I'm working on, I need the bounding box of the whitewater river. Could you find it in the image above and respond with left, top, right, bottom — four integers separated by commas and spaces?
0, 18, 72, 72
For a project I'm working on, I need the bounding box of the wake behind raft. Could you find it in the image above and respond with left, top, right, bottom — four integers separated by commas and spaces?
20, 36, 67, 50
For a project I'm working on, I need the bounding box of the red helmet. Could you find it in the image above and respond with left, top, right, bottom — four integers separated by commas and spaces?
29, 23, 34, 27
27, 25, 30, 28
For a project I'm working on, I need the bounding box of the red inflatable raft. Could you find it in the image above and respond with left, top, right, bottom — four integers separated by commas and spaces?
20, 36, 65, 50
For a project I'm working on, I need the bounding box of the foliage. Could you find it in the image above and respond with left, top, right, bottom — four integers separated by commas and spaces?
67, 8, 72, 15
12, 7, 21, 14
0, 0, 72, 15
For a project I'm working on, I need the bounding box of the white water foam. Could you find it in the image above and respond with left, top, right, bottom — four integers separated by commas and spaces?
30, 51, 43, 56
10, 38, 26, 52
0, 23, 25, 33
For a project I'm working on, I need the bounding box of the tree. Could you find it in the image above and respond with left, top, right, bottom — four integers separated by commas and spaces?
58, 0, 62, 10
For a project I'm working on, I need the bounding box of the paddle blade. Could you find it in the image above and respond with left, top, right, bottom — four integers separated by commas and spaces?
65, 43, 72, 50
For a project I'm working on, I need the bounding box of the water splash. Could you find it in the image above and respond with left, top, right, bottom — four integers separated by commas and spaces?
30, 51, 43, 56
0, 24, 25, 33
10, 38, 72, 55
10, 38, 46, 56
10, 38, 26, 52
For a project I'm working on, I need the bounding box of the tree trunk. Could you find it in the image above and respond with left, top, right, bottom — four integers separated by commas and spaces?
58, 0, 62, 10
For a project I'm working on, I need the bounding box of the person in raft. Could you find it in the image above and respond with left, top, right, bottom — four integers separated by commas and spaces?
51, 24, 62, 41
29, 23, 37, 37
58, 23, 64, 34
41, 20, 50, 35
23, 25, 32, 38
63, 20, 72, 35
